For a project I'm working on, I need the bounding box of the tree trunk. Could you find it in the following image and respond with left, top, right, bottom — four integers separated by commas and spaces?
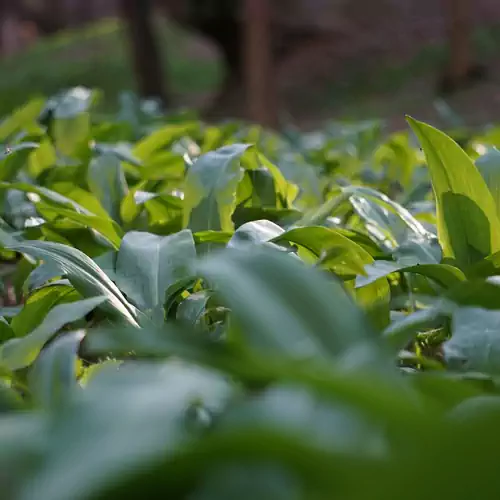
446, 0, 471, 83
120, 0, 167, 104
243, 0, 277, 127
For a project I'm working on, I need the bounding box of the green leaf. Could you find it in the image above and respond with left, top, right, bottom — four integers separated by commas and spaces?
50, 182, 110, 219
133, 122, 199, 161
50, 87, 93, 158
476, 147, 500, 218
0, 181, 92, 214
227, 220, 285, 252
177, 291, 211, 328
242, 150, 299, 208
196, 247, 380, 364
407, 117, 500, 267
445, 307, 500, 375
356, 261, 466, 289
274, 226, 374, 278
29, 329, 84, 409
39, 205, 123, 249
183, 144, 250, 232
0, 143, 39, 182
16, 360, 232, 500
88, 154, 128, 223
0, 297, 106, 370
383, 303, 453, 351
0, 98, 45, 141
11, 284, 76, 338
344, 185, 437, 250
115, 230, 196, 312
7, 240, 138, 326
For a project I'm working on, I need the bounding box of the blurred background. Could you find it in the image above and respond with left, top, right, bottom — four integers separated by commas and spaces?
1, 0, 500, 130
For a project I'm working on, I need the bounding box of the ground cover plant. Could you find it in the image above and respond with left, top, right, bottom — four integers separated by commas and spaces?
3, 87, 500, 499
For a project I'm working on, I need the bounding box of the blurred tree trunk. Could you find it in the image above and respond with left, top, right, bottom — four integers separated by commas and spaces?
0, 0, 21, 55
445, 0, 471, 83
243, 0, 277, 127
120, 0, 167, 104
439, 0, 485, 93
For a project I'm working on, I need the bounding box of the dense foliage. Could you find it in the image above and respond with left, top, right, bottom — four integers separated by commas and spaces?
3, 88, 500, 499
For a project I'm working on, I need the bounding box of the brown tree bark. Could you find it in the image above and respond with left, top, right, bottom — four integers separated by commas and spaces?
120, 0, 168, 104
439, 0, 487, 94
445, 0, 471, 83
243, 0, 277, 127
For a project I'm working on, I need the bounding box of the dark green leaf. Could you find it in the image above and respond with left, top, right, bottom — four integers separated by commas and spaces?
29, 329, 84, 409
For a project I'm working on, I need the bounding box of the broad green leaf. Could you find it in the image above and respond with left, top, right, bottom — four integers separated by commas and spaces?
183, 144, 250, 232
217, 385, 385, 457
407, 117, 500, 267
445, 307, 500, 375
16, 360, 232, 500
7, 241, 138, 326
196, 247, 380, 364
0, 297, 106, 370
88, 154, 128, 223
446, 279, 500, 310
115, 230, 196, 312
29, 329, 84, 409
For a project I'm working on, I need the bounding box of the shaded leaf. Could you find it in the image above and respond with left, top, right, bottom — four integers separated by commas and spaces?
0, 297, 106, 370
29, 329, 85, 409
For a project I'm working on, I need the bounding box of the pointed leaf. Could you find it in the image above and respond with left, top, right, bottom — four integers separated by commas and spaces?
7, 241, 138, 326
183, 144, 250, 232
408, 117, 500, 267
88, 154, 128, 223
115, 230, 196, 311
